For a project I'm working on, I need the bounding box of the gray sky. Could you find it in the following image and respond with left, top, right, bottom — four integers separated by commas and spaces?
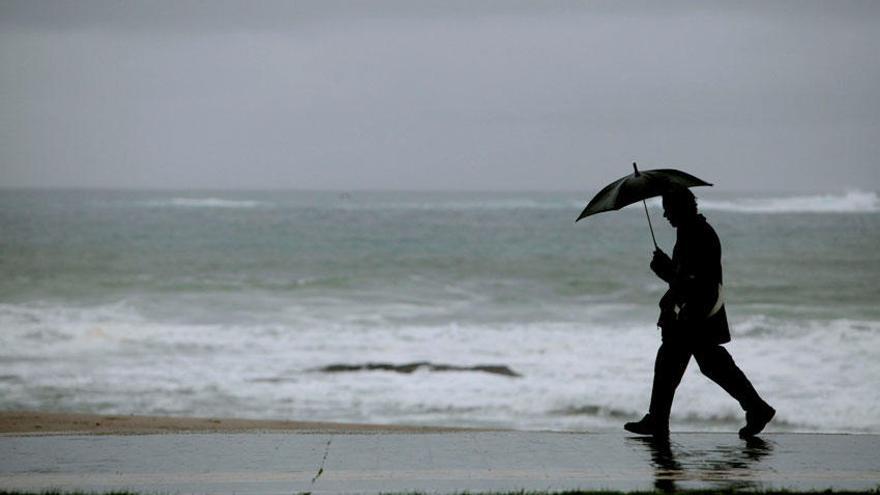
1, 0, 878, 191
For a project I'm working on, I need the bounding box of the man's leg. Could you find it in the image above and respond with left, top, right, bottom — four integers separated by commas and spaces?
625, 329, 691, 436
647, 340, 692, 426
693, 344, 767, 411
693, 344, 775, 437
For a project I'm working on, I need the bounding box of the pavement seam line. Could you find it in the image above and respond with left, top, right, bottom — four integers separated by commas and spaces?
311, 435, 333, 484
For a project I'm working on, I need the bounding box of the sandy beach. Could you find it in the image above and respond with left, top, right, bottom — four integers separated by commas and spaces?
0, 410, 473, 435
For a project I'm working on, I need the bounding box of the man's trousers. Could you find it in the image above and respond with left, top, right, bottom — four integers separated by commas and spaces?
648, 333, 769, 424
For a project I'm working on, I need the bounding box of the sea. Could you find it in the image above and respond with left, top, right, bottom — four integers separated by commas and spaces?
1, 189, 878, 433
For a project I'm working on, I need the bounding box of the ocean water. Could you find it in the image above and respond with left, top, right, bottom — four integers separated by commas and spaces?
1, 189, 879, 433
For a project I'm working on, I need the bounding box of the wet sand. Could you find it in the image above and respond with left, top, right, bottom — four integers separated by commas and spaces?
0, 410, 473, 435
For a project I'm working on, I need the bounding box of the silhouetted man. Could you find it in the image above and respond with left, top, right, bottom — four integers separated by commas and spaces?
625, 186, 775, 438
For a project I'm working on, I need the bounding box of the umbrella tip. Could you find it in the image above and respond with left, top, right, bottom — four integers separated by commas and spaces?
632, 162, 640, 176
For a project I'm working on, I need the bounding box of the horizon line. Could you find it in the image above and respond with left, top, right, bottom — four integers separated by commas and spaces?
1, 185, 874, 195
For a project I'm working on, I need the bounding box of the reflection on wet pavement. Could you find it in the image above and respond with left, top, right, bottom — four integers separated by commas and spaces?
628, 435, 775, 492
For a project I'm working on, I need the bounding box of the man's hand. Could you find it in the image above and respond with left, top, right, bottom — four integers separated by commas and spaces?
650, 248, 673, 280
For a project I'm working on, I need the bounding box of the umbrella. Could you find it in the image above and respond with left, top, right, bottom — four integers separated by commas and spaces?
576, 163, 712, 249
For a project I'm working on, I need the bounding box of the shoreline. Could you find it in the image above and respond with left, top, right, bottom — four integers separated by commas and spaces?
2, 410, 875, 437
0, 410, 481, 435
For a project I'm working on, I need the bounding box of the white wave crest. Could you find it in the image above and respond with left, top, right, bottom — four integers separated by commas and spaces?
143, 198, 267, 208
338, 199, 584, 211
699, 191, 879, 214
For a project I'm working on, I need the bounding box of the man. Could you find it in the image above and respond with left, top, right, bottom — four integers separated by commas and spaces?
624, 186, 775, 438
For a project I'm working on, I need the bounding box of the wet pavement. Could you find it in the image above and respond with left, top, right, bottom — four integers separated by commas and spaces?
1, 432, 879, 493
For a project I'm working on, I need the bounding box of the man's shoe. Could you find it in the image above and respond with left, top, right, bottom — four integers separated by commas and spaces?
624, 414, 669, 437
739, 405, 775, 438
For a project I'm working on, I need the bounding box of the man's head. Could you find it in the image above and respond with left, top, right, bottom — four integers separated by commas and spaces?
661, 186, 698, 227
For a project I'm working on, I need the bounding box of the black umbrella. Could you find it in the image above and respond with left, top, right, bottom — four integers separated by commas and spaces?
576, 163, 712, 249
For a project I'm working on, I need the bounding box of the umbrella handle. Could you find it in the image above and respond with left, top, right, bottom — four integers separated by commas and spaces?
642, 199, 659, 250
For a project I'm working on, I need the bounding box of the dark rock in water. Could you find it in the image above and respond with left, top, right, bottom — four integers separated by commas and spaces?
315, 361, 521, 377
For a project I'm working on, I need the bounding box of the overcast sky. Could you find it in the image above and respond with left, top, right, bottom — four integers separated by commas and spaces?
1, 0, 878, 191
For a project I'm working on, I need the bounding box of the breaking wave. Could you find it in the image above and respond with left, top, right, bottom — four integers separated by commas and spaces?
142, 197, 268, 208
129, 191, 878, 214
1, 300, 879, 432
699, 191, 878, 214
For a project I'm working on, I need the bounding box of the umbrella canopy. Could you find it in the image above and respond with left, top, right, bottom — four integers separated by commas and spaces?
576, 163, 712, 248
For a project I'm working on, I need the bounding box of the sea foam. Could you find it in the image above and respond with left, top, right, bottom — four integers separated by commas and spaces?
2, 301, 878, 433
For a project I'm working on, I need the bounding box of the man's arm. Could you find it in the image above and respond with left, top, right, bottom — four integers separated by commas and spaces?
650, 248, 675, 283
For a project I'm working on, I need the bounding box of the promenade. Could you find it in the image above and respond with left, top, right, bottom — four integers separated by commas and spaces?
2, 431, 879, 493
